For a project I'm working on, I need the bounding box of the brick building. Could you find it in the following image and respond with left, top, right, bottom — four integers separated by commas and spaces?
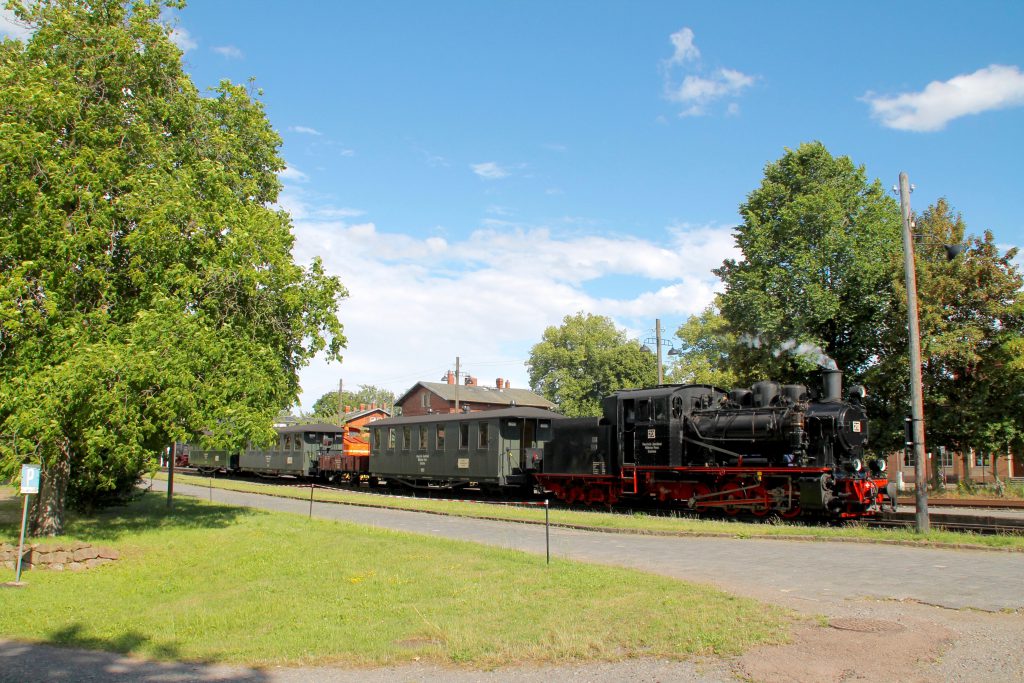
887, 447, 1022, 488
396, 373, 555, 417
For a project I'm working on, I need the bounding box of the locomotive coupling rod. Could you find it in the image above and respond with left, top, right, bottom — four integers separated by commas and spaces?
687, 482, 767, 509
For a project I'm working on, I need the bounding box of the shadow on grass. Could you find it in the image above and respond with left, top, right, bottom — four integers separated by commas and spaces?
62, 492, 263, 543
1, 625, 269, 682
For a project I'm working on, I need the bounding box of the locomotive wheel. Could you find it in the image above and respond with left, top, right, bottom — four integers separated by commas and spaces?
781, 505, 802, 519
721, 482, 744, 516
691, 484, 712, 513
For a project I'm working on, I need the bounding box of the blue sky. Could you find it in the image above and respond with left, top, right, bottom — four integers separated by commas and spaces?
5, 1, 1024, 409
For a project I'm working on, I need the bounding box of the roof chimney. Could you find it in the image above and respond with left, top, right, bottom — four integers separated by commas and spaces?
360, 403, 366, 411
496, 377, 503, 389
345, 406, 352, 413
447, 370, 456, 385
504, 379, 510, 389
371, 402, 377, 410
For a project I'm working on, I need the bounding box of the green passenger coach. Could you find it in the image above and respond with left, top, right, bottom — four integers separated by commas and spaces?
369, 407, 562, 492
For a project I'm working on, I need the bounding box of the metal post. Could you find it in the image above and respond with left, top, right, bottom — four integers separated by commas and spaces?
309, 481, 315, 518
655, 318, 664, 385
166, 442, 175, 510
454, 356, 461, 413
898, 171, 930, 533
545, 499, 550, 565
14, 494, 30, 583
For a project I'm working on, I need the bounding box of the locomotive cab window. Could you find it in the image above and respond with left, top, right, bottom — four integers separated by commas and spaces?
637, 399, 652, 423
654, 398, 667, 422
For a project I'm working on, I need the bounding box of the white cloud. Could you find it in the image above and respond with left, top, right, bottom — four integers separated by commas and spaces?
666, 27, 700, 65
212, 45, 244, 59
471, 161, 509, 180
290, 125, 322, 136
169, 26, 197, 53
0, 9, 32, 40
863, 64, 1024, 132
287, 212, 738, 409
278, 166, 308, 183
661, 28, 755, 117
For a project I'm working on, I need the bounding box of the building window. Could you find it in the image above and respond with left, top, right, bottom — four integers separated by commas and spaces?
975, 451, 990, 467
459, 423, 469, 449
403, 427, 412, 451
436, 425, 446, 450
939, 447, 953, 468
418, 425, 428, 451
388, 428, 396, 449
421, 392, 431, 408
903, 450, 912, 467
478, 422, 490, 449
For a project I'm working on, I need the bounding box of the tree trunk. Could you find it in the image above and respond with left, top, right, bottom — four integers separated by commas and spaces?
30, 437, 71, 537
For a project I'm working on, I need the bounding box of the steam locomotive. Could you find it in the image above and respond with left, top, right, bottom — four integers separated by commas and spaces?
536, 370, 893, 519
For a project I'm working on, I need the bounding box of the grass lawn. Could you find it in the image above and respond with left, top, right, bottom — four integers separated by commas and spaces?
0, 491, 789, 667
157, 471, 1024, 551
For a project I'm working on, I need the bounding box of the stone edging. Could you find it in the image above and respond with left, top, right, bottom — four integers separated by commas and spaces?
0, 542, 120, 572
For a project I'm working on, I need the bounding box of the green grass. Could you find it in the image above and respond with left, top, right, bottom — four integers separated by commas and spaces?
0, 491, 789, 667
157, 471, 1024, 551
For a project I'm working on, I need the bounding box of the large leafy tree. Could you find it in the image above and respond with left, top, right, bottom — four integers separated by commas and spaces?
714, 142, 903, 383
867, 199, 1024, 459
527, 313, 657, 417
311, 385, 396, 420
0, 0, 346, 533
666, 302, 742, 388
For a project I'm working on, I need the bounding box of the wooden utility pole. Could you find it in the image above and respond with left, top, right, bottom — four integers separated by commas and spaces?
342, 376, 350, 423
898, 171, 929, 533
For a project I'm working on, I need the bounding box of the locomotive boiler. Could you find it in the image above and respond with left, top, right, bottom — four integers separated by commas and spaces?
535, 370, 892, 519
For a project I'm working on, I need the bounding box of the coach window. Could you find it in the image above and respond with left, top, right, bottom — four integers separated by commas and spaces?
478, 422, 490, 449
388, 428, 396, 450
459, 423, 470, 450
403, 426, 412, 452
436, 425, 446, 450
418, 425, 428, 451
282, 434, 291, 451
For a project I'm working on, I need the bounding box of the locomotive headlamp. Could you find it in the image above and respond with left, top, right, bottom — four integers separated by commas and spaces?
848, 458, 863, 473
869, 458, 887, 474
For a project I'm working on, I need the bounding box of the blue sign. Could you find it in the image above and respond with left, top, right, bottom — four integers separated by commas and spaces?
20, 464, 40, 495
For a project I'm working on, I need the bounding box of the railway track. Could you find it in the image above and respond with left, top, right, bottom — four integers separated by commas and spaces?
895, 496, 1024, 510
173, 468, 1024, 535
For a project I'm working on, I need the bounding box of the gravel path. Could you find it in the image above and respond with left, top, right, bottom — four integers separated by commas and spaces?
2, 482, 1022, 682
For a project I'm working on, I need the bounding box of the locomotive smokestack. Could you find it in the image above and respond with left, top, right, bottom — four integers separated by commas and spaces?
822, 369, 842, 402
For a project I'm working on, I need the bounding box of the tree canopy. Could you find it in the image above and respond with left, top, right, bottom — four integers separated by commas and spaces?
866, 199, 1024, 457
0, 0, 346, 533
714, 141, 902, 382
310, 385, 396, 420
666, 302, 741, 388
527, 313, 657, 417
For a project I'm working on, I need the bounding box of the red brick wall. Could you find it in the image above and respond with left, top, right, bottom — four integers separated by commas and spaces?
398, 386, 454, 416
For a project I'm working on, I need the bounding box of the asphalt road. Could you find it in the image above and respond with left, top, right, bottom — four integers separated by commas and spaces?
152, 479, 1024, 613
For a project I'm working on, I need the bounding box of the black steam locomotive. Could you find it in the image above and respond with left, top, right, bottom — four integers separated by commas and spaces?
535, 370, 892, 519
